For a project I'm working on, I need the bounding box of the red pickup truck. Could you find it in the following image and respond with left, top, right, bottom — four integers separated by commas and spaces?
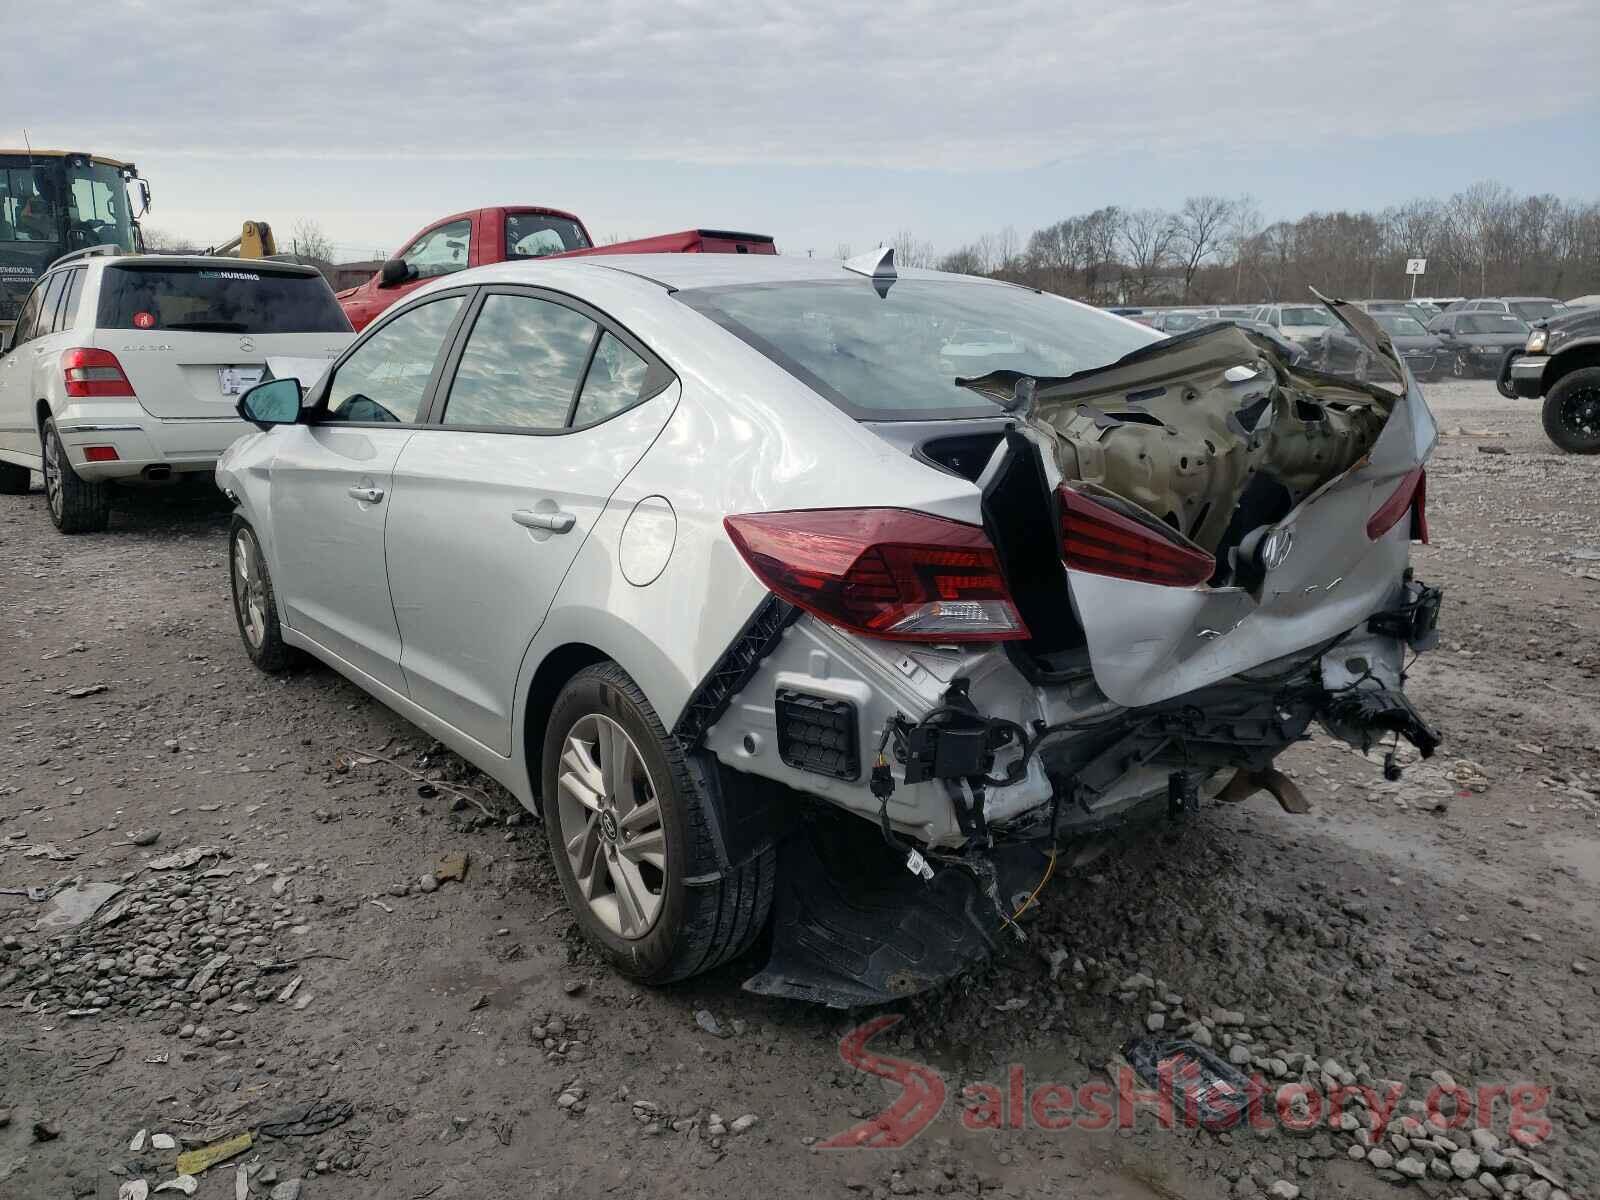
337, 205, 776, 330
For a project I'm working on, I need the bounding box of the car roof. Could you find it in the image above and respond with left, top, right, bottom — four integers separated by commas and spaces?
87, 254, 326, 277
452, 253, 1011, 292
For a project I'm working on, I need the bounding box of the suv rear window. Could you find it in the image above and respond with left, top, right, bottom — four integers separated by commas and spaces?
97, 264, 352, 333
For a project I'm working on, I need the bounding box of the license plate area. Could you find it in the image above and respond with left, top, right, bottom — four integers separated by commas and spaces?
218, 366, 264, 396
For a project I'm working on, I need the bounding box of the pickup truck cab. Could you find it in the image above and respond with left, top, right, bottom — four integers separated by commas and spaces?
337, 206, 777, 331
337, 206, 591, 331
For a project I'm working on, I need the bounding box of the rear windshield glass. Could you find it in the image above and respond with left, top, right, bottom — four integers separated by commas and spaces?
1373, 314, 1427, 336
1508, 301, 1561, 321
675, 279, 1160, 420
97, 264, 351, 333
1280, 307, 1336, 327
504, 213, 590, 259
1461, 315, 1527, 334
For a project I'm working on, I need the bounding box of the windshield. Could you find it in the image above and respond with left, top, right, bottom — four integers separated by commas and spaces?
98, 264, 351, 333
1374, 314, 1428, 336
1160, 312, 1206, 331
504, 212, 590, 258
1461, 315, 1527, 335
1509, 300, 1562, 321
1280, 307, 1336, 327
677, 279, 1161, 420
65, 161, 135, 251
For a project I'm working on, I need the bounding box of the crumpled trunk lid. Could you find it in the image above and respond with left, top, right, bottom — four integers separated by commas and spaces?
974, 308, 1438, 708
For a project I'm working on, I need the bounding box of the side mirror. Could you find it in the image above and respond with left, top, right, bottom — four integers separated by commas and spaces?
379, 259, 412, 288
238, 377, 303, 429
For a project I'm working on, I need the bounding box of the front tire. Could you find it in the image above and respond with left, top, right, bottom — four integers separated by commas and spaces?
229, 518, 294, 671
542, 662, 774, 984
1542, 366, 1600, 454
41, 418, 110, 533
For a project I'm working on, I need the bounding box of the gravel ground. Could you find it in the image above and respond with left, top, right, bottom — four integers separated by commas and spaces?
2, 379, 1597, 1200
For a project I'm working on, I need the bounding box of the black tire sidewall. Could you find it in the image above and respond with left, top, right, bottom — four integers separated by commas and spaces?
228, 517, 291, 670
542, 665, 695, 980
42, 418, 110, 533
1543, 368, 1600, 454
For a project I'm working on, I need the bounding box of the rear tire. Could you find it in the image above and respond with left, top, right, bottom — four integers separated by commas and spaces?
542, 661, 774, 985
41, 418, 111, 533
1542, 366, 1600, 454
229, 517, 294, 671
0, 459, 29, 495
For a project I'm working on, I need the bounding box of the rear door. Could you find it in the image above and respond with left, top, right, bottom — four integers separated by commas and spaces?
383, 286, 678, 754
92, 262, 351, 418
267, 292, 469, 693
0, 275, 48, 455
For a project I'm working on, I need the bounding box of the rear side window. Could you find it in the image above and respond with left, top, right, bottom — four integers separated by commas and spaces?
573, 333, 649, 426
58, 268, 84, 330
442, 294, 597, 430
97, 265, 351, 333
36, 271, 67, 335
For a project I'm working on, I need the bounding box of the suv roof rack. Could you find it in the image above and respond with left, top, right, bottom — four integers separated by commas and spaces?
52, 244, 126, 266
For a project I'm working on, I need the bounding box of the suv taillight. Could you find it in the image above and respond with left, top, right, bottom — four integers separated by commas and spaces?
1366, 467, 1428, 542
1059, 486, 1215, 587
723, 508, 1029, 642
62, 348, 135, 398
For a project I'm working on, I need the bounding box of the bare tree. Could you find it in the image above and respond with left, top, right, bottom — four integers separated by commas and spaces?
892, 230, 938, 269
290, 218, 334, 262
1225, 195, 1263, 301
1119, 208, 1176, 301
139, 227, 201, 254
1172, 195, 1234, 301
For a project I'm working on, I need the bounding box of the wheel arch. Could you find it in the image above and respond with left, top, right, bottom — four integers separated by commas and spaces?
1545, 342, 1600, 391
520, 642, 613, 815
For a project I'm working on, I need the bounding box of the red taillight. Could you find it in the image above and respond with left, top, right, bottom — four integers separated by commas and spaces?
62, 348, 135, 398
1059, 486, 1215, 587
1366, 466, 1426, 542
82, 446, 120, 462
723, 508, 1029, 642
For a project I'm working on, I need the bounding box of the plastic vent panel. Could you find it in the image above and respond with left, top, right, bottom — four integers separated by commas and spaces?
774, 690, 860, 781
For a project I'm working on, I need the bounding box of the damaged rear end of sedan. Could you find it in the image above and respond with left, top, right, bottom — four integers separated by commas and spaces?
679, 270, 1443, 1007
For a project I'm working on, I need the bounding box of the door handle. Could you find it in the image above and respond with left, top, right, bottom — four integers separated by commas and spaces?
512, 509, 576, 534
347, 486, 384, 503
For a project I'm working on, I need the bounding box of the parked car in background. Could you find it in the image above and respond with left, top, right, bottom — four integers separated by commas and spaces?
1146, 307, 1219, 333
1564, 294, 1600, 309
1321, 313, 1447, 380
0, 250, 351, 531
1500, 304, 1600, 453
1427, 311, 1529, 379
336, 206, 776, 331
1207, 318, 1314, 367
1251, 303, 1341, 345
1455, 296, 1566, 323
1358, 299, 1435, 328
1213, 305, 1259, 320
217, 254, 1440, 1005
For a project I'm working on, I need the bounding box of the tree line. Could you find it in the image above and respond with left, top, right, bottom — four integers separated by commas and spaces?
874, 182, 1600, 306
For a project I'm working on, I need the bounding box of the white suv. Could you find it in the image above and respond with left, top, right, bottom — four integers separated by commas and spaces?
0, 249, 352, 532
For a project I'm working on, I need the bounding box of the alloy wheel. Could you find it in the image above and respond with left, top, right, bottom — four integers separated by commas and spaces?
43, 428, 62, 519
1561, 384, 1600, 439
232, 528, 268, 649
556, 713, 667, 939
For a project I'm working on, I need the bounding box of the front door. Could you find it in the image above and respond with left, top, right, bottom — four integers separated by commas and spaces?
268, 292, 467, 693
383, 288, 677, 754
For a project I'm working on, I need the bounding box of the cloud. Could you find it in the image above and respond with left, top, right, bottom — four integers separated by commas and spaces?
10, 0, 1599, 171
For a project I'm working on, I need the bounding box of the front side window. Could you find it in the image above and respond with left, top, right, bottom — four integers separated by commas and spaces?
323, 295, 464, 424
442, 294, 597, 430
504, 213, 590, 259
402, 220, 471, 280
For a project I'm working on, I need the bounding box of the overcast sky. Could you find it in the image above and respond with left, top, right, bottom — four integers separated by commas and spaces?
8, 0, 1599, 260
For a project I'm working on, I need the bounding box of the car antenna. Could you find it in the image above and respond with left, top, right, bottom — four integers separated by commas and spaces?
843, 245, 896, 297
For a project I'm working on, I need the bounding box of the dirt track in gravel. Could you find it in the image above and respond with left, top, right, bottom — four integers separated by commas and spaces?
2, 379, 1597, 1200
